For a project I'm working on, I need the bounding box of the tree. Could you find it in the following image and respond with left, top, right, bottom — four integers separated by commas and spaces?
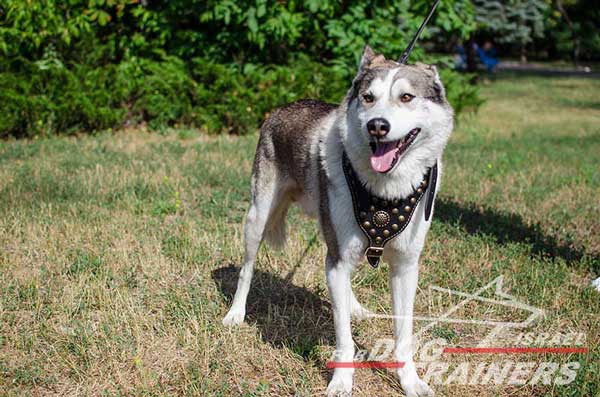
473, 0, 548, 62
549, 0, 600, 63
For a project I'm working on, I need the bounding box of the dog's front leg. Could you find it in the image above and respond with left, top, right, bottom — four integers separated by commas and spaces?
390, 254, 434, 397
326, 255, 354, 396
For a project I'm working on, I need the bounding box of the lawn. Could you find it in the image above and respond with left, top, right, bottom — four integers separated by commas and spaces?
1, 75, 599, 396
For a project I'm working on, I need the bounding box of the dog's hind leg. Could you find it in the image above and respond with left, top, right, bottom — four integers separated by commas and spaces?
222, 169, 285, 326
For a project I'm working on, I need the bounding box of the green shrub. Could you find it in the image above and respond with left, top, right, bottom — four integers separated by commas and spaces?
189, 55, 348, 134
0, 57, 193, 137
0, 0, 482, 137
439, 68, 484, 115
0, 54, 480, 137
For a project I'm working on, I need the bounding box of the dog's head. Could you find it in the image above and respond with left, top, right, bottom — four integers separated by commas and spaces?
343, 46, 454, 175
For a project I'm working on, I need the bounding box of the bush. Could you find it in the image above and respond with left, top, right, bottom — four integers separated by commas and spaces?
1, 54, 480, 137
0, 0, 481, 137
0, 56, 193, 138
0, 55, 345, 136
189, 55, 348, 134
439, 68, 483, 115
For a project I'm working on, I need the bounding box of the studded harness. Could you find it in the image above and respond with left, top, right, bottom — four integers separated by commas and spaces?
342, 151, 438, 268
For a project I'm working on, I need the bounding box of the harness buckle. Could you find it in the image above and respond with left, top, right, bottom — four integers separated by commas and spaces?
364, 246, 383, 268
364, 246, 384, 258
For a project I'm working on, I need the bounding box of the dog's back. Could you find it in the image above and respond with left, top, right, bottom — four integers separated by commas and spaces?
254, 99, 337, 189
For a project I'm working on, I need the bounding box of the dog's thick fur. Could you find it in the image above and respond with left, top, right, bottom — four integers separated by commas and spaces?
223, 46, 454, 396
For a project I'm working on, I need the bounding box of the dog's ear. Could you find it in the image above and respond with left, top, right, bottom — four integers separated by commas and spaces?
415, 62, 446, 96
428, 65, 446, 98
415, 62, 437, 75
416, 63, 447, 102
428, 64, 440, 81
358, 45, 376, 72
349, 45, 384, 101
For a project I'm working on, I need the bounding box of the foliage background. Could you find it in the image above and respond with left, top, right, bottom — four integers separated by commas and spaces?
0, 0, 477, 137
0, 0, 597, 137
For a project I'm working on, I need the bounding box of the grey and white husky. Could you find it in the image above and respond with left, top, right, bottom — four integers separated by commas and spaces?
223, 46, 454, 396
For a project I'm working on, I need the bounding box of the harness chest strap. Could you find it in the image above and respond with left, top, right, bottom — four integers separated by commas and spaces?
342, 152, 438, 268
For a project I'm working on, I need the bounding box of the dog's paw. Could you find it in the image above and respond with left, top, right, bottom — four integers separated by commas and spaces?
592, 277, 600, 292
398, 363, 434, 397
222, 309, 245, 326
326, 371, 353, 397
401, 378, 434, 397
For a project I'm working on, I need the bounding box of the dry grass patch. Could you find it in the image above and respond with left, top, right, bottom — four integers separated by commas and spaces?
1, 75, 599, 396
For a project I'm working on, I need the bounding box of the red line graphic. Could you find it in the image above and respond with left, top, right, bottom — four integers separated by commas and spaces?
326, 361, 405, 369
443, 347, 588, 354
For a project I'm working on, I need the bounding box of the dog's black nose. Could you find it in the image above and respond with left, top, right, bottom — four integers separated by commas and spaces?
367, 118, 391, 138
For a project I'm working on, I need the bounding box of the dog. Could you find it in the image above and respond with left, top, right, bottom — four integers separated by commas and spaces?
222, 46, 454, 396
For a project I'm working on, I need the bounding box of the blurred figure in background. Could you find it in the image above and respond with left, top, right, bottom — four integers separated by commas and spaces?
455, 40, 499, 74
477, 40, 499, 73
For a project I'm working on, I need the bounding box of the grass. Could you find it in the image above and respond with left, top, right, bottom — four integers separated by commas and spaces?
1, 75, 599, 396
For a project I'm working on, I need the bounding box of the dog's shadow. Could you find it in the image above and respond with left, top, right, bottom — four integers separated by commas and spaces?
436, 198, 599, 271
212, 263, 334, 359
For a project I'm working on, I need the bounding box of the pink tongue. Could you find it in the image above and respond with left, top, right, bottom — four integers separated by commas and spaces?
370, 142, 398, 173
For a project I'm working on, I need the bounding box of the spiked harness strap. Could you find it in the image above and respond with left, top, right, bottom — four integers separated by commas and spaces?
342, 152, 438, 268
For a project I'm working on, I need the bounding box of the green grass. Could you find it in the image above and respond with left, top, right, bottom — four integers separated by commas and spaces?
1, 76, 599, 396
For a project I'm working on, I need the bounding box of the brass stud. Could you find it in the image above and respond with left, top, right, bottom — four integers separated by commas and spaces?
363, 221, 371, 228
404, 205, 411, 212
369, 205, 376, 211
399, 215, 406, 222
392, 199, 400, 206
373, 211, 390, 227
410, 197, 417, 204
421, 180, 428, 187
392, 208, 399, 215
391, 224, 399, 231
381, 200, 388, 207
417, 188, 423, 194
383, 230, 390, 237
375, 237, 383, 244
369, 228, 377, 236
360, 211, 367, 219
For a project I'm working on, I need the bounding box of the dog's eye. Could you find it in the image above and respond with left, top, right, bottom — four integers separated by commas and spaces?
400, 93, 415, 103
363, 93, 375, 103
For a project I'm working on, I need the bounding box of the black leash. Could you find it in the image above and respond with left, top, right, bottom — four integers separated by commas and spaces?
398, 0, 441, 64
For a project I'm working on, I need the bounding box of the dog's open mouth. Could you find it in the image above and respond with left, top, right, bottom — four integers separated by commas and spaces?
369, 128, 421, 173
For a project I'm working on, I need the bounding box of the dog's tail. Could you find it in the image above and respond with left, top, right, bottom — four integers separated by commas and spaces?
263, 221, 287, 250
262, 203, 288, 250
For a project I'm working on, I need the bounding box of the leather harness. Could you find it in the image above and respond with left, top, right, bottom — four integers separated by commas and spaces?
342, 151, 438, 268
